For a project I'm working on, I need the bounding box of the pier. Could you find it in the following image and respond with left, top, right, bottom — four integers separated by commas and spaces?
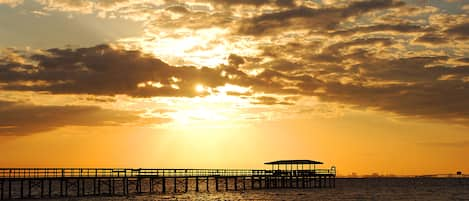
0, 160, 335, 200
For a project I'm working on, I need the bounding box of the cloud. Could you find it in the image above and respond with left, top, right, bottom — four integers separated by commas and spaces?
252, 96, 294, 105
0, 100, 169, 136
0, 0, 23, 7
203, 0, 297, 8
0, 44, 229, 97
36, 0, 94, 13
445, 22, 469, 40
414, 33, 449, 45
330, 24, 430, 36
237, 0, 404, 36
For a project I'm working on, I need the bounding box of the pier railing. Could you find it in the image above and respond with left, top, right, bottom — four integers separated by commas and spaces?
0, 168, 335, 179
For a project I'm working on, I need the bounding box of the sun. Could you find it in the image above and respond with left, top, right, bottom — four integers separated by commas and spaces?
195, 84, 205, 93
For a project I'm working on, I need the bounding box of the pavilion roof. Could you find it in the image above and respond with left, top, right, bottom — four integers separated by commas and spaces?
264, 160, 323, 165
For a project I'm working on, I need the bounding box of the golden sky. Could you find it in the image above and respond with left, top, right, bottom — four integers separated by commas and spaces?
0, 0, 468, 176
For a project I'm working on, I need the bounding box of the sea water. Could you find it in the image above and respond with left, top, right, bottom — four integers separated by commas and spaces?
21, 178, 469, 201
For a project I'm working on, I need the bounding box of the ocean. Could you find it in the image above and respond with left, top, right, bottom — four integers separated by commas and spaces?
25, 178, 469, 201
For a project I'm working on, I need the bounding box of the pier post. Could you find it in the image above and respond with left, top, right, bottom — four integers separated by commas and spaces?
28, 179, 31, 198
125, 178, 129, 195
77, 179, 80, 197
65, 180, 69, 197
215, 177, 219, 191
234, 177, 237, 191
8, 180, 11, 200
251, 176, 254, 189
173, 177, 177, 193
108, 178, 112, 195
112, 178, 115, 195
162, 177, 166, 193
97, 179, 101, 195
185, 177, 188, 192
296, 176, 299, 188
59, 179, 63, 197
149, 178, 153, 193
124, 178, 127, 195
93, 179, 97, 195
206, 177, 209, 192
20, 180, 24, 199
48, 180, 52, 197
243, 177, 246, 190
1, 179, 3, 200
82, 179, 85, 196
195, 177, 199, 192
135, 178, 139, 193
225, 177, 228, 191
41, 179, 44, 198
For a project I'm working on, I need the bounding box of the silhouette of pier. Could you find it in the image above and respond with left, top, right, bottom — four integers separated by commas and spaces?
0, 160, 336, 199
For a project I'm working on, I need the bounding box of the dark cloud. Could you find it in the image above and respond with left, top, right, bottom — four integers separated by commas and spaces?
149, 9, 233, 30
0, 100, 168, 136
445, 22, 469, 40
0, 45, 228, 97
228, 54, 245, 66
237, 0, 404, 36
252, 96, 294, 105
203, 0, 296, 8
414, 33, 449, 44
331, 24, 429, 36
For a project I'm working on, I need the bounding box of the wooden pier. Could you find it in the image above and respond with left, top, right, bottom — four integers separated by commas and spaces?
0, 160, 335, 200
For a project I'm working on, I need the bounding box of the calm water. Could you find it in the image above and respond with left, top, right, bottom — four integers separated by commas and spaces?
23, 178, 469, 201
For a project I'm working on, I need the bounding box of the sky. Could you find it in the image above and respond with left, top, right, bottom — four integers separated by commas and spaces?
0, 0, 468, 176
